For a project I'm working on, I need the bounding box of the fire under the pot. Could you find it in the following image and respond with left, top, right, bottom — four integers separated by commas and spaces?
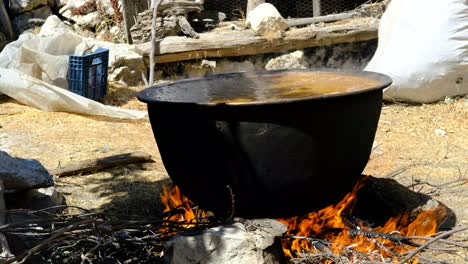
158, 175, 456, 264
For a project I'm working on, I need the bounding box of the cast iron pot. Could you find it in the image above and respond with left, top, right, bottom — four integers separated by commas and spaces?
138, 69, 392, 218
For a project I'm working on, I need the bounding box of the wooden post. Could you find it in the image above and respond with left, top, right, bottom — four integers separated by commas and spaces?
149, 0, 162, 86
121, 0, 133, 44
313, 0, 321, 17
246, 0, 265, 17
0, 0, 15, 41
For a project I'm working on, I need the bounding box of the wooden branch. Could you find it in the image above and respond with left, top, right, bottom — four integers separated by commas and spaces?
287, 12, 358, 27
49, 152, 153, 177
121, 0, 133, 44
149, 0, 163, 86
137, 17, 378, 64
397, 226, 468, 264
0, 0, 15, 41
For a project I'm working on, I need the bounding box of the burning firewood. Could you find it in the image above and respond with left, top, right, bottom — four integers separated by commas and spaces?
1, 176, 465, 263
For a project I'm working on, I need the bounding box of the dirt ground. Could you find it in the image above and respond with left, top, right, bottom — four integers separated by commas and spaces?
0, 86, 466, 261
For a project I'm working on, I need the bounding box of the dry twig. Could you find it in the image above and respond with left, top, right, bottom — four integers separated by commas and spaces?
397, 225, 468, 264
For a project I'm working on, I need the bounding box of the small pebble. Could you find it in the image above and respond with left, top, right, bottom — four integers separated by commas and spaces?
434, 128, 446, 136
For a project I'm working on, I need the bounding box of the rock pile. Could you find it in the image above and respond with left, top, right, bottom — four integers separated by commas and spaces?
130, 9, 179, 44
9, 0, 54, 35
130, 0, 204, 44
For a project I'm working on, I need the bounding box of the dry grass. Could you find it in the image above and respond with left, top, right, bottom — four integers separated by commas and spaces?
0, 90, 169, 216
366, 99, 468, 223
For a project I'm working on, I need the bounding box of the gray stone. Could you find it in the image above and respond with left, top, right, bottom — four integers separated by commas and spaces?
164, 219, 287, 264
265, 50, 309, 70
246, 3, 288, 38
109, 66, 145, 86
0, 151, 53, 191
92, 42, 147, 85
10, 0, 48, 15
12, 5, 52, 35
60, 8, 101, 29
38, 15, 72, 36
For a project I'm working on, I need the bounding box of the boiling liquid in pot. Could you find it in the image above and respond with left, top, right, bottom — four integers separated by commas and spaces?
209, 72, 380, 104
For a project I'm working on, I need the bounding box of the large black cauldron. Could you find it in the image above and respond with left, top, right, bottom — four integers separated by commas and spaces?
138, 70, 392, 218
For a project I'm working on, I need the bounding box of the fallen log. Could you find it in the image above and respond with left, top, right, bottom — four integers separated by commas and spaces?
49, 152, 153, 177
137, 17, 378, 64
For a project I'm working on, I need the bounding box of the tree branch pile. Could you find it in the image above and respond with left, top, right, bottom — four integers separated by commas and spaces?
1, 204, 466, 264
1, 206, 216, 263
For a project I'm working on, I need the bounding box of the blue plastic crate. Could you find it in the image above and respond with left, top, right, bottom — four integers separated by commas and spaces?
68, 48, 109, 100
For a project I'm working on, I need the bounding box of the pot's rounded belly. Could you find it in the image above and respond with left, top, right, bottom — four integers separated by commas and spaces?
150, 91, 381, 218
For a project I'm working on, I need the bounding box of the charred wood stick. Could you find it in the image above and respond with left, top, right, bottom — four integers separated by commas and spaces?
397, 225, 468, 264
287, 12, 358, 27
348, 229, 411, 244
49, 152, 153, 177
283, 235, 332, 246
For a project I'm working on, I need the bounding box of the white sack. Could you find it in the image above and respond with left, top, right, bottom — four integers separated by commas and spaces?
365, 0, 468, 103
0, 68, 146, 119
0, 32, 83, 88
0, 18, 147, 119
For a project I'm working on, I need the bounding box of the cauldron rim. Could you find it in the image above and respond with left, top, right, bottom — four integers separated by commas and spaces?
137, 69, 392, 107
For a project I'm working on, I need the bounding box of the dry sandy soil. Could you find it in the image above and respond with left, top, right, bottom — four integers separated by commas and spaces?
0, 85, 466, 262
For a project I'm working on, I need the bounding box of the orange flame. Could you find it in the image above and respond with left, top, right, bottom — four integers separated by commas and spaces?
160, 185, 206, 228
160, 182, 439, 263
279, 178, 439, 262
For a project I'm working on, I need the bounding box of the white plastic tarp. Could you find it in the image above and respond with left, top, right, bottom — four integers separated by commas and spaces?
365, 0, 468, 103
0, 31, 147, 119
